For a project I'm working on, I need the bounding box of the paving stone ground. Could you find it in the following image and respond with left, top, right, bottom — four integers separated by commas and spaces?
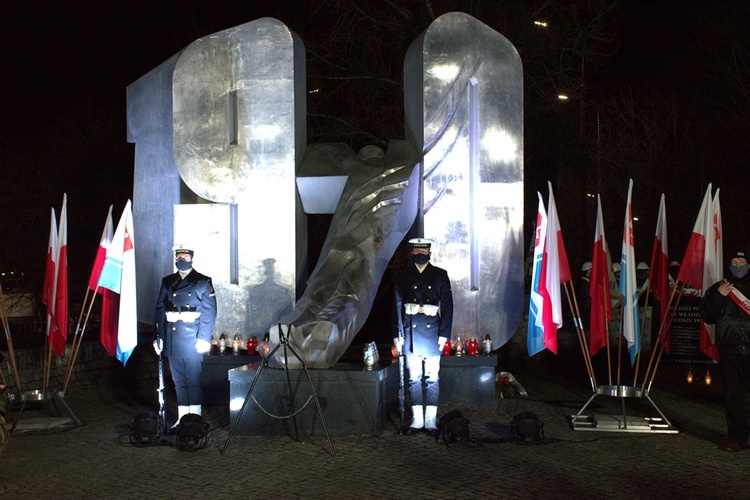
2, 339, 750, 499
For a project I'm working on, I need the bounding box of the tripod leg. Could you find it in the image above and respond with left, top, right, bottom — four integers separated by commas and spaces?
282, 343, 300, 442
284, 343, 336, 457
220, 344, 279, 455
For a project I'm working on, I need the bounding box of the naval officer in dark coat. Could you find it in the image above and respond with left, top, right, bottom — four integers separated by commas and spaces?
393, 238, 453, 435
154, 245, 217, 426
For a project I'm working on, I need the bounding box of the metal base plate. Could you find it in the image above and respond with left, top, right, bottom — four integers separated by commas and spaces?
570, 414, 679, 434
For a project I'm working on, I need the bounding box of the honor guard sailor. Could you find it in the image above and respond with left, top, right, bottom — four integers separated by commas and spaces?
154, 245, 217, 430
393, 238, 453, 436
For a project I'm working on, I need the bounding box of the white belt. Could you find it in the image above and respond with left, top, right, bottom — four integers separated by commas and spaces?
166, 311, 201, 322
404, 303, 439, 316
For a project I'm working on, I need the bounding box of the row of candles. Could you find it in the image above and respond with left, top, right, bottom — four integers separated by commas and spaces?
212, 333, 270, 357
686, 369, 712, 385
390, 334, 494, 357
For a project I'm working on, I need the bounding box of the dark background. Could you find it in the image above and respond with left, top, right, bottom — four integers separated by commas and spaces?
1, 0, 748, 310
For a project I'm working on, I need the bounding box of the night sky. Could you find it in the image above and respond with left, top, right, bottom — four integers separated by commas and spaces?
2, 1, 749, 296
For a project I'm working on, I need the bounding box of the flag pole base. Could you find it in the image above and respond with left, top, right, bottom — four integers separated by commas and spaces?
7, 389, 82, 433
569, 384, 678, 434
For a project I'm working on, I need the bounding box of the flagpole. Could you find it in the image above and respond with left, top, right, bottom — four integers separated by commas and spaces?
0, 287, 23, 392
62, 287, 100, 394
563, 280, 597, 391
616, 300, 624, 387
642, 282, 685, 394
633, 284, 652, 387
62, 288, 92, 391
603, 284, 613, 386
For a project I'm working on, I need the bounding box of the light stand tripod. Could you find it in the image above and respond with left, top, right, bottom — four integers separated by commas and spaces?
220, 324, 336, 456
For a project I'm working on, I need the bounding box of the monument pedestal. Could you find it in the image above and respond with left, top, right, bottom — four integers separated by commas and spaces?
228, 362, 399, 436
202, 353, 261, 405
227, 354, 498, 436
439, 354, 498, 409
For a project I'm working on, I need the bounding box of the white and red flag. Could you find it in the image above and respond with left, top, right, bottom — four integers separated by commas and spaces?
648, 194, 671, 352
589, 195, 612, 356
51, 194, 69, 357
42, 207, 58, 351
97, 201, 138, 365
711, 189, 723, 293
540, 182, 571, 354
527, 192, 548, 356
677, 185, 712, 291
88, 206, 119, 356
619, 180, 641, 365
677, 185, 720, 361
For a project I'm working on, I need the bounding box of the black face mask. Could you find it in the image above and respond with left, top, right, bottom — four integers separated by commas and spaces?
412, 253, 430, 265
175, 260, 192, 271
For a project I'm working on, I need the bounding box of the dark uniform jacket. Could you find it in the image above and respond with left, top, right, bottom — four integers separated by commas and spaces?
393, 262, 453, 357
700, 274, 750, 347
155, 269, 217, 358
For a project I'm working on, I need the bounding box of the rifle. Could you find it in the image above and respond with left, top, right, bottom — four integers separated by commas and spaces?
158, 349, 166, 434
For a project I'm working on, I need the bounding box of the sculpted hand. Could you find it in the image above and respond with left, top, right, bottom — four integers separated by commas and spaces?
153, 339, 163, 355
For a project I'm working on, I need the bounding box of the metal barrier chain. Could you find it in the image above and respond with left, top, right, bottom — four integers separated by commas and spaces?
250, 394, 314, 420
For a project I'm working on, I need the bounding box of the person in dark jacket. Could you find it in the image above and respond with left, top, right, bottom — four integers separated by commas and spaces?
154, 245, 217, 428
700, 248, 750, 451
393, 238, 453, 435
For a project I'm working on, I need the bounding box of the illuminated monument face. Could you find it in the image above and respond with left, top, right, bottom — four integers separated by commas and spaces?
127, 14, 523, 369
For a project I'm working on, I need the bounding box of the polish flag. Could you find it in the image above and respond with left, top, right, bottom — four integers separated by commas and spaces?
42, 208, 58, 350
677, 185, 712, 291
51, 195, 69, 357
589, 196, 612, 356
540, 182, 571, 354
649, 195, 671, 352
677, 185, 719, 361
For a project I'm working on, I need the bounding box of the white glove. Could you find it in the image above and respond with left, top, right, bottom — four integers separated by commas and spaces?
438, 336, 448, 350
153, 339, 163, 355
195, 339, 211, 354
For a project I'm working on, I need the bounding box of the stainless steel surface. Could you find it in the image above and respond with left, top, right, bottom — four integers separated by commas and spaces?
277, 142, 420, 369
129, 14, 522, 368
128, 18, 306, 337
404, 12, 525, 350
596, 384, 644, 398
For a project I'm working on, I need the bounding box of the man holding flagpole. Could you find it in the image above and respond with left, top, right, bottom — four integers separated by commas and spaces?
700, 248, 750, 452
154, 245, 217, 431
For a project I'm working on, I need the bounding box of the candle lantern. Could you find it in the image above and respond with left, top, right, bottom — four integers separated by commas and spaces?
232, 334, 242, 355
686, 370, 694, 383
218, 333, 228, 354
442, 339, 452, 356
363, 342, 379, 370
246, 336, 258, 356
483, 334, 493, 355
467, 338, 478, 356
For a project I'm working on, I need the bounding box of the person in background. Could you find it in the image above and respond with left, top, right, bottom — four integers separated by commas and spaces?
700, 248, 750, 452
576, 262, 592, 327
